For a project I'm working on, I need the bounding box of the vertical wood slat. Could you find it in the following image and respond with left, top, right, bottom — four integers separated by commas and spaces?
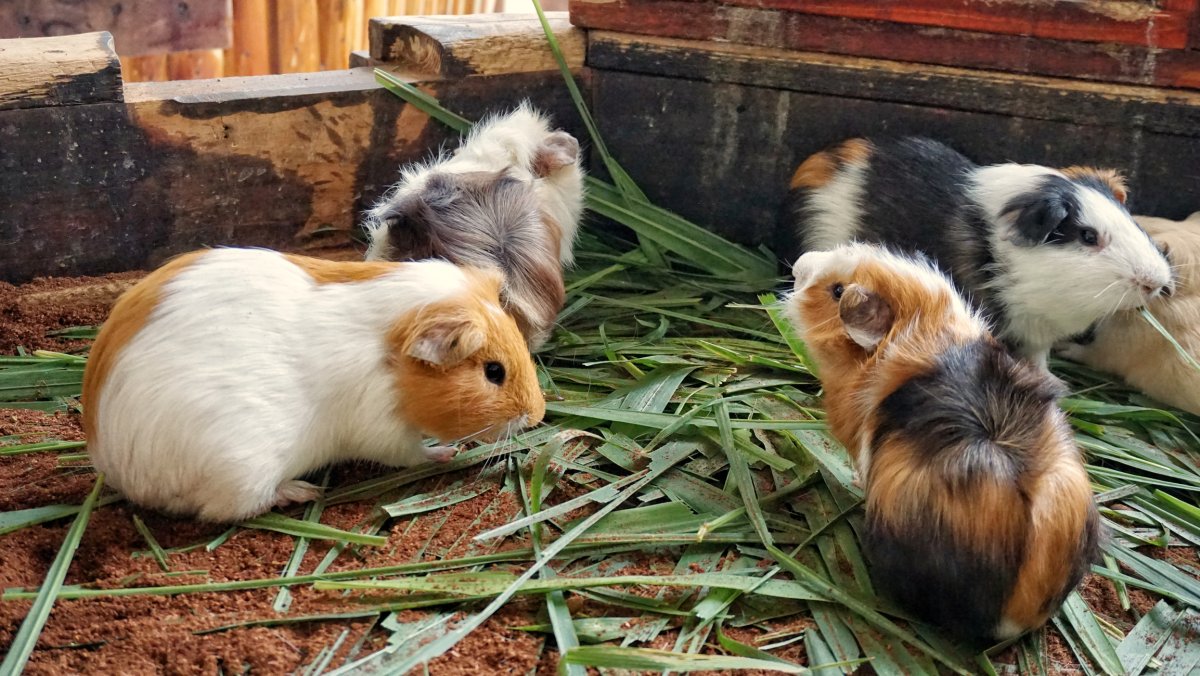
365, 0, 389, 22
123, 54, 169, 82
167, 50, 225, 80
320, 0, 353, 69
227, 0, 272, 76
343, 0, 365, 53
276, 0, 322, 73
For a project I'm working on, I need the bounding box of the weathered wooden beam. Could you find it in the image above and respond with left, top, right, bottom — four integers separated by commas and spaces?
0, 67, 582, 283
0, 0, 232, 57
369, 12, 583, 77
588, 31, 1200, 138
0, 32, 122, 111
694, 0, 1198, 48
586, 34, 1200, 252
569, 0, 1200, 90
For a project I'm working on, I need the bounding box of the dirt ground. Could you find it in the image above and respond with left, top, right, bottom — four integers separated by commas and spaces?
0, 271, 1185, 674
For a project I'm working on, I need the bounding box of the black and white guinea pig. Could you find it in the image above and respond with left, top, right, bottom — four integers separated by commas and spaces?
1058, 212, 1200, 415
786, 242, 1100, 642
364, 103, 585, 349
785, 137, 1172, 369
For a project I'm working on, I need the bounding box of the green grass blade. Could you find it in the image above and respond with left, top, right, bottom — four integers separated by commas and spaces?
132, 514, 169, 572
241, 512, 386, 546
561, 645, 809, 672
1, 474, 105, 675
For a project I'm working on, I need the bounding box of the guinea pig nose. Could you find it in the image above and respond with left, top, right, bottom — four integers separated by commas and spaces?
1161, 284, 1174, 298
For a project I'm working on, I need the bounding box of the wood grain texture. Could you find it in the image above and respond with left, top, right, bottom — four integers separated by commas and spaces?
588, 31, 1200, 138
0, 68, 582, 283
0, 0, 232, 57
275, 0, 322, 73
320, 0, 354, 70
569, 0, 1200, 89
227, 0, 272, 76
587, 54, 1200, 253
370, 12, 583, 77
688, 0, 1198, 48
0, 32, 122, 111
123, 54, 170, 83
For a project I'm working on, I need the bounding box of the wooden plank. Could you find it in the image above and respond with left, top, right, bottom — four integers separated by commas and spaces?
227, 0, 272, 76
695, 0, 1198, 49
370, 12, 583, 77
587, 31, 1200, 138
320, 0, 354, 70
588, 63, 1200, 254
0, 68, 582, 283
0, 32, 122, 111
0, 0, 232, 57
275, 0, 322, 73
569, 0, 1200, 90
347, 0, 367, 53
167, 49, 225, 80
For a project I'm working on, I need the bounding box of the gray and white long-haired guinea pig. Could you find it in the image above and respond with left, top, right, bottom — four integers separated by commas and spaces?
785, 137, 1173, 368
364, 102, 585, 349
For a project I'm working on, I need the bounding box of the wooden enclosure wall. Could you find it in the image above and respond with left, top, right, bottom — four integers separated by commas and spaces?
123, 0, 501, 82
0, 16, 585, 283
582, 31, 1200, 255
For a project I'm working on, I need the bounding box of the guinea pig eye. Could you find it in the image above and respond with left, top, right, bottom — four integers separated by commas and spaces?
1080, 227, 1099, 246
484, 361, 506, 385
831, 283, 845, 300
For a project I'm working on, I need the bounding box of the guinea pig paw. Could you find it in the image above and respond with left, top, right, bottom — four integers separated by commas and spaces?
851, 471, 864, 490
274, 480, 323, 508
424, 445, 458, 464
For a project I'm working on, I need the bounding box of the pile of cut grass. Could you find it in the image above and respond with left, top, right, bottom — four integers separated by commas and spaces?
3, 10, 1200, 673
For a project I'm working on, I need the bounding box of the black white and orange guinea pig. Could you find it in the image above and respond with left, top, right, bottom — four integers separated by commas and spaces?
785, 242, 1100, 642
363, 102, 585, 350
1058, 212, 1200, 416
82, 249, 545, 522
785, 137, 1172, 369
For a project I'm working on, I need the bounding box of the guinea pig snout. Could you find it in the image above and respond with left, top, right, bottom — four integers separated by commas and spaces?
1133, 272, 1174, 301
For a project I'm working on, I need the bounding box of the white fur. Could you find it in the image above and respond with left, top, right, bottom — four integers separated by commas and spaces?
972, 164, 1172, 363
802, 162, 868, 251
364, 102, 585, 265
89, 250, 472, 522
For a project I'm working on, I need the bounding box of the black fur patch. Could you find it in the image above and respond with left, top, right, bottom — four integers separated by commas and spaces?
866, 339, 1066, 641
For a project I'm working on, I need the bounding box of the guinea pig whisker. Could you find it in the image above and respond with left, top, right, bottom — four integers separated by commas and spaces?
1091, 278, 1123, 300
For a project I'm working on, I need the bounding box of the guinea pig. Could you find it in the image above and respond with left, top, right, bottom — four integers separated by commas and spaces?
785, 242, 1099, 642
82, 249, 545, 522
363, 103, 585, 350
785, 137, 1172, 369
1057, 212, 1200, 415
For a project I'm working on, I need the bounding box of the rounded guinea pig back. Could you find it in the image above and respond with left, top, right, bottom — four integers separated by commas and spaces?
785, 243, 1099, 643
387, 266, 545, 445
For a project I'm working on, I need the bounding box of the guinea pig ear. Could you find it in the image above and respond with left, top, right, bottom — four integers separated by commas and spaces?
405, 311, 486, 368
532, 131, 580, 178
1005, 190, 1070, 245
839, 284, 894, 353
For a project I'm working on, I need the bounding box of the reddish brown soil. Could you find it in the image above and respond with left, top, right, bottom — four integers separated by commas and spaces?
0, 272, 142, 354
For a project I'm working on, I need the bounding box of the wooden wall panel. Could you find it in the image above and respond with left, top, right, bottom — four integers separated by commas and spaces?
0, 0, 232, 57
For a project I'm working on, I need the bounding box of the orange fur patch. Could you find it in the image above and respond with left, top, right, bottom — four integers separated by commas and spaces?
1061, 166, 1128, 204
789, 139, 873, 190
386, 267, 544, 443
1001, 420, 1097, 630
82, 251, 209, 443
283, 254, 400, 283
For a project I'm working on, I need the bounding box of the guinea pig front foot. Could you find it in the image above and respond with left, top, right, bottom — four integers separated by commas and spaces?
851, 470, 864, 489
274, 479, 323, 508
424, 445, 458, 463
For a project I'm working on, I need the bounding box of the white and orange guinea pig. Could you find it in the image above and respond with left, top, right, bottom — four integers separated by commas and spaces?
1058, 212, 1200, 416
82, 248, 545, 522
364, 103, 585, 350
786, 243, 1100, 643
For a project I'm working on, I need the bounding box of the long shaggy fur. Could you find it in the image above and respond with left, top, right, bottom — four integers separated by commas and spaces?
786, 243, 1100, 642
364, 102, 585, 349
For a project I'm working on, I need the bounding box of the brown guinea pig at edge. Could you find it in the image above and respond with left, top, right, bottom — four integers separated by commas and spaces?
785, 242, 1100, 642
